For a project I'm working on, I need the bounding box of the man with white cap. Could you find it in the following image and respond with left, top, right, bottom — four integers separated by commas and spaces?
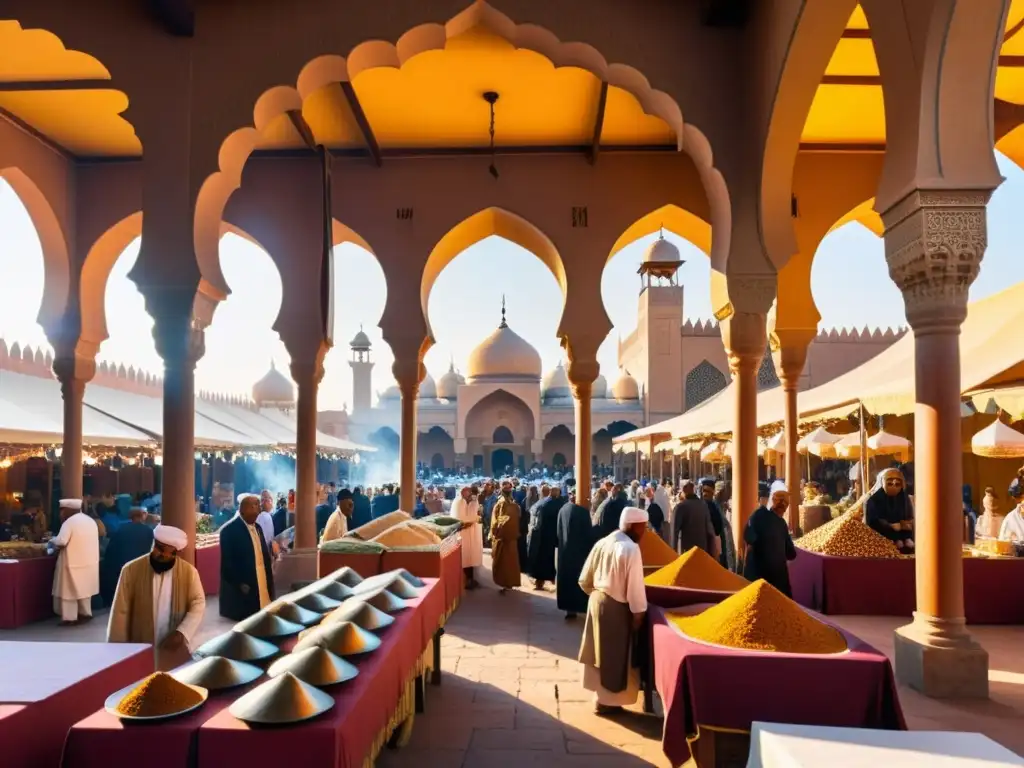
107, 524, 205, 670
49, 498, 100, 626
743, 480, 797, 597
219, 493, 275, 620
577, 506, 649, 715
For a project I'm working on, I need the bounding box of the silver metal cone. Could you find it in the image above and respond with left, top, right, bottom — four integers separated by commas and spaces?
354, 572, 419, 599
228, 672, 335, 724
320, 599, 395, 631
171, 655, 264, 690
233, 611, 304, 639
194, 631, 279, 662
292, 620, 382, 657
267, 646, 359, 687
384, 568, 425, 588
284, 589, 342, 614
354, 586, 406, 613
266, 600, 322, 627
326, 566, 364, 587
310, 580, 355, 602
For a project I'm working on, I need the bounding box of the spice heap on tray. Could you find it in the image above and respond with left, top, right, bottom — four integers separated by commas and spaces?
669, 580, 848, 655
645, 546, 748, 591
115, 672, 203, 717
796, 511, 902, 558
638, 532, 678, 567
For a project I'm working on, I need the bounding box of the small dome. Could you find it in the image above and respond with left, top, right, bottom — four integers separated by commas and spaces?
253, 361, 295, 405
419, 372, 437, 399
466, 306, 541, 382
611, 369, 640, 401
644, 231, 681, 262
437, 361, 463, 400
542, 362, 570, 399
592, 374, 608, 399
379, 385, 400, 402
350, 327, 371, 350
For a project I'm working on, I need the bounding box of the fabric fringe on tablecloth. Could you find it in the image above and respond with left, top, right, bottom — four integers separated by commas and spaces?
362, 659, 421, 768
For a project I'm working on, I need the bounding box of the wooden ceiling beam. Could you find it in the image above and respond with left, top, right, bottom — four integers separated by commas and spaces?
588, 81, 609, 166
338, 82, 382, 167
148, 0, 195, 37
0, 106, 73, 161
286, 109, 318, 150
0, 79, 114, 92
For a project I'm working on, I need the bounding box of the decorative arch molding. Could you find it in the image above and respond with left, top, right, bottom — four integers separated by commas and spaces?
463, 387, 536, 442
609, 203, 712, 260
544, 423, 575, 438
492, 425, 514, 444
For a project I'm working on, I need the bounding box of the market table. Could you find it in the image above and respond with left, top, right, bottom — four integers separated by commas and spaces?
648, 604, 905, 767
0, 556, 57, 628
194, 543, 220, 596
0, 641, 150, 768
746, 722, 1024, 767
788, 550, 1024, 624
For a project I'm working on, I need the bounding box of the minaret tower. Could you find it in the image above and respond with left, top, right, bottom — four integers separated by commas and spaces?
636, 228, 685, 424
349, 325, 374, 414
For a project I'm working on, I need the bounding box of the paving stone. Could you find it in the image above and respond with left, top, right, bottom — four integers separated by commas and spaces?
471, 727, 567, 752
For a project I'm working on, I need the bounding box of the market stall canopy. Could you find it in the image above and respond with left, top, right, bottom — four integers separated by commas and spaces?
867, 430, 912, 463
971, 418, 1024, 459
761, 431, 785, 462
797, 427, 841, 458
616, 281, 1024, 444
700, 440, 730, 463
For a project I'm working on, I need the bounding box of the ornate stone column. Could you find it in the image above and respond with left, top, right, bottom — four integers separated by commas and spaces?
393, 354, 423, 513
154, 315, 205, 564
52, 352, 96, 500
720, 311, 767, 564
291, 355, 326, 551
885, 190, 989, 698
771, 330, 814, 532
568, 359, 598, 508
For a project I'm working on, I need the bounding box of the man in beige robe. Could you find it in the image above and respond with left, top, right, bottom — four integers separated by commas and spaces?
578, 505, 648, 715
489, 481, 522, 594
320, 489, 354, 544
108, 524, 205, 670
50, 499, 100, 626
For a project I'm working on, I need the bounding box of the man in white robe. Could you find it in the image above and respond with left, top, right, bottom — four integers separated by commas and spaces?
256, 490, 278, 555
450, 486, 483, 589
321, 489, 353, 543
999, 476, 1024, 542
107, 525, 205, 670
578, 506, 648, 715
49, 499, 100, 626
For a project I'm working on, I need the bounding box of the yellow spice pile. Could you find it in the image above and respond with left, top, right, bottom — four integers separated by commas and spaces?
638, 532, 679, 567
115, 672, 203, 717
349, 511, 411, 541
796, 511, 901, 558
669, 579, 848, 655
372, 521, 441, 547
645, 546, 749, 592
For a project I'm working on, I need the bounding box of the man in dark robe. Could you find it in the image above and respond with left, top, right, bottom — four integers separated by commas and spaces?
743, 481, 797, 596
100, 507, 154, 606
556, 499, 594, 619
272, 496, 290, 537
219, 495, 275, 621
351, 486, 372, 529
672, 480, 718, 556
595, 484, 627, 540
527, 486, 562, 590
371, 484, 400, 519
865, 468, 915, 551
700, 478, 728, 566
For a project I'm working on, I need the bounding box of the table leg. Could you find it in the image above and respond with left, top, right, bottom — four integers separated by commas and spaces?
387, 711, 415, 749
431, 627, 444, 685
415, 673, 426, 714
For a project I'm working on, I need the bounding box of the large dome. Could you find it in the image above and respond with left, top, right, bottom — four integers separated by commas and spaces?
379, 384, 400, 402
541, 362, 570, 399
252, 361, 295, 405
466, 313, 542, 383
437, 361, 464, 400
644, 230, 681, 262
592, 373, 608, 399
419, 372, 437, 399
611, 369, 640, 401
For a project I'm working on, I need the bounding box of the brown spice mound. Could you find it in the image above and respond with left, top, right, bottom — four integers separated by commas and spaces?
796, 511, 901, 558
638, 533, 678, 567
670, 579, 848, 655
115, 672, 203, 717
644, 546, 748, 591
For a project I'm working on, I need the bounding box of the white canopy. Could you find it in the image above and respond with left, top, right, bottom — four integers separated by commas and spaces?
797, 427, 841, 458
971, 418, 1024, 459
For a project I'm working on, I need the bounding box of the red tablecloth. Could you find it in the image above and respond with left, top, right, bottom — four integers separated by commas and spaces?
649, 604, 905, 767
645, 585, 736, 610
0, 556, 57, 628
0, 642, 150, 768
317, 551, 383, 580
194, 544, 220, 596
787, 550, 1024, 624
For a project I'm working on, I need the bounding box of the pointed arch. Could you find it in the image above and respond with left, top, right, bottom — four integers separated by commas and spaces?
609, 204, 712, 259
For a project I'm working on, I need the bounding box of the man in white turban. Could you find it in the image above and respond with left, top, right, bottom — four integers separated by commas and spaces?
107, 524, 206, 671
576, 506, 649, 715
742, 480, 797, 597
49, 499, 100, 626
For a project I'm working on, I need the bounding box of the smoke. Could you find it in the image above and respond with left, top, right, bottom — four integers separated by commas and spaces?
247, 457, 298, 496
352, 448, 400, 489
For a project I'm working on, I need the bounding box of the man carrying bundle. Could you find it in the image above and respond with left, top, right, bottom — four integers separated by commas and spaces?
107, 525, 206, 670
577, 506, 648, 716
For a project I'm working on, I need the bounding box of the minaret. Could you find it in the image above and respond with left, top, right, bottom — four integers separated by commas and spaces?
636, 229, 685, 424
349, 325, 374, 414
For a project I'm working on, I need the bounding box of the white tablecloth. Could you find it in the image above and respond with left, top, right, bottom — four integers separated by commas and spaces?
747, 723, 1024, 767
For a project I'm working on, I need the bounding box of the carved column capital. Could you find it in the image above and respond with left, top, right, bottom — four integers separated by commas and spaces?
881, 190, 989, 330
153, 314, 205, 370
566, 358, 599, 400
52, 351, 98, 386
719, 311, 767, 375
768, 327, 815, 390
290, 358, 326, 387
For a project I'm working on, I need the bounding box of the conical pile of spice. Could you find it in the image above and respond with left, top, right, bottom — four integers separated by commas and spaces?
349, 511, 411, 541
796, 511, 901, 558
669, 580, 848, 655
644, 546, 748, 592
638, 532, 678, 567
115, 672, 204, 717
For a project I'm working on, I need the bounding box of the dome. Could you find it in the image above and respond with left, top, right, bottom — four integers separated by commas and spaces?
418, 372, 437, 399
592, 373, 608, 399
644, 231, 681, 262
379, 385, 400, 402
253, 361, 295, 405
542, 362, 570, 399
437, 361, 463, 400
466, 308, 541, 382
611, 369, 640, 401
349, 326, 371, 351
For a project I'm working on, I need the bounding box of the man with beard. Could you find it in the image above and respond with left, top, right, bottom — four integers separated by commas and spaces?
107, 525, 206, 671
321, 489, 354, 543
671, 480, 718, 557
556, 496, 594, 620
743, 480, 797, 597
219, 494, 275, 620
489, 480, 522, 593
527, 486, 562, 590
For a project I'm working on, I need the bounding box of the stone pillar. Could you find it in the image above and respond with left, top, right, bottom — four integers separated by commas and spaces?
154, 316, 204, 564
291, 356, 325, 551
568, 359, 598, 508
884, 190, 989, 698
721, 312, 767, 565
772, 332, 812, 532
392, 353, 422, 512
52, 354, 96, 500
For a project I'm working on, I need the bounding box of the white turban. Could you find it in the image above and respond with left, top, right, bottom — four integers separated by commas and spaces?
153, 524, 188, 551
59, 499, 82, 510
770, 480, 789, 498
619, 506, 649, 531
237, 492, 257, 505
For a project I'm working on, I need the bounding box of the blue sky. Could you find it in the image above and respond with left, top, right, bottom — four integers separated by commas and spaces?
2, 153, 1023, 412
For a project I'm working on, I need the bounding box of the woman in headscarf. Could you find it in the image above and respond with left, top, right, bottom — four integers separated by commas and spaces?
864, 468, 915, 551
